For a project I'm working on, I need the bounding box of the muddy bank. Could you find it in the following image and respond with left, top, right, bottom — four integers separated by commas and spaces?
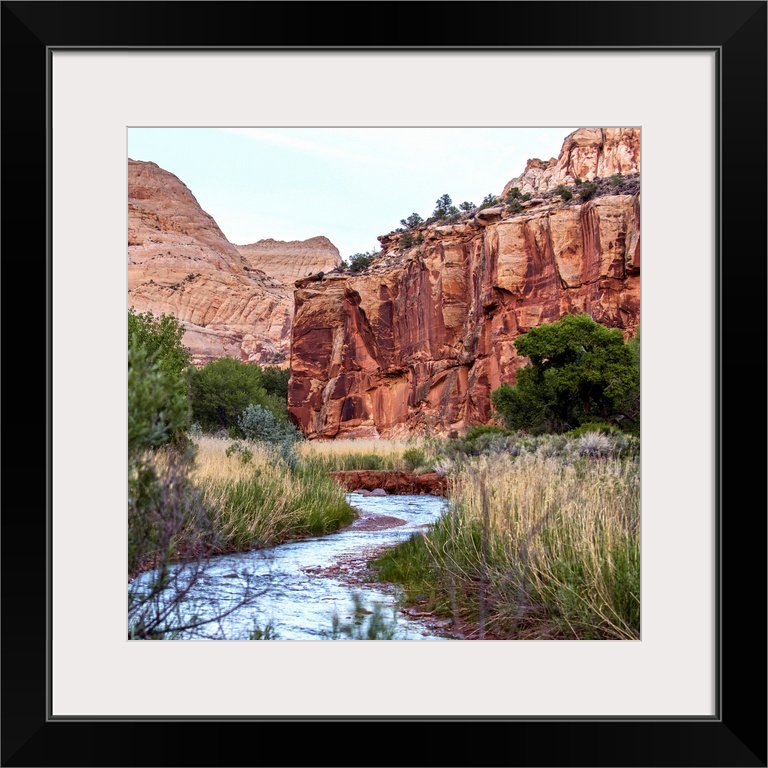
329, 470, 447, 496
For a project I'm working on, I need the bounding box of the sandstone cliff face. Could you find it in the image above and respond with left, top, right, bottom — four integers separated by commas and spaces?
236, 236, 342, 284
128, 160, 335, 366
503, 128, 640, 195
288, 190, 640, 439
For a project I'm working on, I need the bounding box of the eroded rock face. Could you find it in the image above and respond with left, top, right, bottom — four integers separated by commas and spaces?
128, 160, 338, 367
236, 236, 342, 284
288, 193, 640, 439
503, 128, 640, 195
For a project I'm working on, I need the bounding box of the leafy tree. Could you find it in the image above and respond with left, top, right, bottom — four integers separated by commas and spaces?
478, 193, 498, 209
128, 309, 191, 448
348, 251, 376, 273
432, 193, 454, 220
261, 365, 290, 401
491, 314, 640, 434
188, 357, 272, 432
459, 201, 475, 212
400, 212, 424, 229
128, 308, 191, 382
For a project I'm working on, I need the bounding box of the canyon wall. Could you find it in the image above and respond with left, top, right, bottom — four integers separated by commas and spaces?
288, 191, 640, 439
128, 160, 337, 366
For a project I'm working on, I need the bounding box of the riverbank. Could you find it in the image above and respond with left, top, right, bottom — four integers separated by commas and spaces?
329, 470, 447, 495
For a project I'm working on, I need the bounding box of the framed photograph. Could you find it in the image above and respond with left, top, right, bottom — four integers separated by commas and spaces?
7, 1, 765, 765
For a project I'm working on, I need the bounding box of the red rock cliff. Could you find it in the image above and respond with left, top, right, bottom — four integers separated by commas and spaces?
288, 185, 640, 439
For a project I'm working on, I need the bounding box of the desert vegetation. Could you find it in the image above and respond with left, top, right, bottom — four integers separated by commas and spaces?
372, 430, 640, 640
129, 306, 640, 641
369, 315, 641, 640
128, 309, 357, 639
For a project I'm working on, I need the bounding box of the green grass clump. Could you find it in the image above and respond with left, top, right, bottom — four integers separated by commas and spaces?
402, 447, 426, 471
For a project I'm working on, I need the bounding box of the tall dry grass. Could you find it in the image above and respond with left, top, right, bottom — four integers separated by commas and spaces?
191, 436, 355, 550
296, 437, 433, 472
375, 448, 640, 640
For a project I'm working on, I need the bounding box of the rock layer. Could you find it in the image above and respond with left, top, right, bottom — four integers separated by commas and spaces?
128, 160, 337, 366
288, 191, 640, 439
504, 128, 640, 195
236, 237, 342, 284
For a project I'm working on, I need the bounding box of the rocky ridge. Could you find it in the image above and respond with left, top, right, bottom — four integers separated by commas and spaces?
503, 128, 640, 195
236, 236, 342, 285
128, 160, 336, 366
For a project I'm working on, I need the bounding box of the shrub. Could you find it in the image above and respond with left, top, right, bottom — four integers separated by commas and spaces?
578, 180, 599, 201
398, 231, 415, 251
348, 251, 376, 273
554, 185, 573, 201
478, 194, 498, 210
459, 201, 475, 212
402, 447, 426, 471
238, 403, 301, 445
188, 357, 272, 432
464, 424, 509, 443
611, 172, 624, 187
576, 431, 613, 458
400, 212, 424, 229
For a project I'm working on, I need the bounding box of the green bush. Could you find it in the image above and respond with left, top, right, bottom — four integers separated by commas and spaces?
261, 366, 290, 401
554, 185, 573, 201
128, 308, 191, 382
402, 447, 426, 471
491, 314, 640, 434
398, 231, 415, 251
464, 424, 509, 443
478, 193, 498, 210
188, 357, 272, 432
611, 172, 624, 187
578, 180, 599, 201
348, 251, 376, 273
400, 212, 424, 229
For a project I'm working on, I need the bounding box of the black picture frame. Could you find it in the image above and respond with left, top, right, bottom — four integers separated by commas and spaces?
4, 1, 765, 766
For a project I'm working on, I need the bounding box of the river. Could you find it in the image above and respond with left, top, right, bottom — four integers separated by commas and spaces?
129, 492, 452, 640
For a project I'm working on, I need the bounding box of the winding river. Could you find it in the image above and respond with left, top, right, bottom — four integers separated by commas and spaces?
130, 492, 451, 640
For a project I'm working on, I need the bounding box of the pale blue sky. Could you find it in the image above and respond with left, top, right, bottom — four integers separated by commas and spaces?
128, 127, 577, 260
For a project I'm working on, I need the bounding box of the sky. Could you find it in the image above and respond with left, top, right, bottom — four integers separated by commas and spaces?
128, 127, 578, 260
